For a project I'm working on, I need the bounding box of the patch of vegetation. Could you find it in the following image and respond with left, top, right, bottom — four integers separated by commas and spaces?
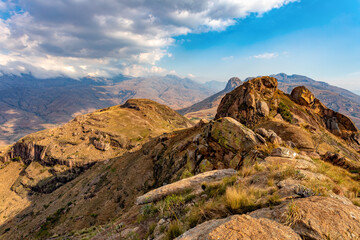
165, 221, 183, 240
11, 156, 22, 162
284, 200, 302, 226
36, 207, 65, 239
225, 186, 267, 213
181, 169, 193, 179
145, 222, 157, 239
313, 159, 360, 199
277, 102, 293, 123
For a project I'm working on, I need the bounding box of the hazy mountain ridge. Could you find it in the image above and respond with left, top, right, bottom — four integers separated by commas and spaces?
0, 74, 215, 145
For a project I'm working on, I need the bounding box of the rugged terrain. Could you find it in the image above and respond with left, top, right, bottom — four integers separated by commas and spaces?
181, 73, 360, 128
0, 74, 215, 145
0, 76, 360, 239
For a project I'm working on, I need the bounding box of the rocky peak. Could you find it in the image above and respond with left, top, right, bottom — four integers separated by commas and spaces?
215, 76, 278, 126
223, 77, 243, 92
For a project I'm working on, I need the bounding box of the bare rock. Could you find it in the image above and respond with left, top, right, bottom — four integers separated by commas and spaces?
216, 76, 279, 126
210, 117, 259, 152
176, 215, 301, 240
93, 135, 110, 151
136, 169, 237, 205
256, 128, 270, 139
250, 196, 360, 240
291, 86, 315, 106
271, 147, 297, 158
257, 101, 270, 117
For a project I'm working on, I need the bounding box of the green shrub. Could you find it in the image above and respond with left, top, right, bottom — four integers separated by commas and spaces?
278, 102, 293, 123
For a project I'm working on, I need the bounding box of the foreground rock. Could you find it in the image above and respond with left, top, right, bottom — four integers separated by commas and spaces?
136, 169, 237, 205
250, 196, 360, 240
176, 215, 301, 240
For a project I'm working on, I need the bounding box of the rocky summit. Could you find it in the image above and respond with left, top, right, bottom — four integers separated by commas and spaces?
0, 76, 360, 240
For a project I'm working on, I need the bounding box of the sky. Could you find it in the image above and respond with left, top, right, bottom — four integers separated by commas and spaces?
0, 0, 359, 91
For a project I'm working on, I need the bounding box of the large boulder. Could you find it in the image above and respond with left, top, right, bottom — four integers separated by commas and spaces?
250, 196, 360, 240
210, 117, 259, 152
291, 86, 315, 106
176, 215, 301, 240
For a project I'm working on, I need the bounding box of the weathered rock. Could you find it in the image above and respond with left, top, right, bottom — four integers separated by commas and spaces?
255, 133, 266, 144
323, 151, 360, 172
176, 215, 301, 240
136, 169, 237, 205
250, 196, 360, 240
210, 117, 259, 152
256, 128, 270, 139
93, 136, 110, 151
257, 101, 270, 117
271, 147, 297, 158
216, 76, 278, 126
291, 86, 315, 106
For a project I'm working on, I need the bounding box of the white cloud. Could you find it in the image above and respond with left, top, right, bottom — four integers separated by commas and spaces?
221, 56, 234, 61
0, 0, 298, 78
253, 52, 279, 59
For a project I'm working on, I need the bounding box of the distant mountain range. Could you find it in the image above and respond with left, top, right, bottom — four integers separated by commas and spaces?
180, 73, 360, 129
1, 72, 359, 145
0, 74, 216, 145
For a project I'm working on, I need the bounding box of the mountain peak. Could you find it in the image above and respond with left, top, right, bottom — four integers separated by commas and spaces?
224, 77, 242, 92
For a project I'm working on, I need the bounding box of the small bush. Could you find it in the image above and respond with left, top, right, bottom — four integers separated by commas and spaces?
165, 222, 183, 240
278, 102, 293, 123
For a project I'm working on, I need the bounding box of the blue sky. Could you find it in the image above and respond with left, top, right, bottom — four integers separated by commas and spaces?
161, 0, 360, 90
0, 0, 359, 92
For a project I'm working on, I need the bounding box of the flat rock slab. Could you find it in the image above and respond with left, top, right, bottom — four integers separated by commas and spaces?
176, 215, 301, 240
136, 169, 237, 205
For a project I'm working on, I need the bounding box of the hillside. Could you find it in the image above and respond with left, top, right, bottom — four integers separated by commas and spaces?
181, 73, 360, 129
0, 77, 360, 239
0, 74, 214, 145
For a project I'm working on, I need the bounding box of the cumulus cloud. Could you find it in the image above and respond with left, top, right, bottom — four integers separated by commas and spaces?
253, 52, 279, 59
0, 0, 297, 78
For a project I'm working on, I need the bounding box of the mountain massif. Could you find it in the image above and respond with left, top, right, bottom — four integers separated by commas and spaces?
0, 74, 216, 145
0, 76, 360, 239
180, 73, 360, 129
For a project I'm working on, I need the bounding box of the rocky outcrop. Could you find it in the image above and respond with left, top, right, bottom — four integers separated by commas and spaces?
176, 215, 301, 240
136, 169, 237, 205
323, 151, 360, 172
292, 86, 358, 137
93, 135, 110, 151
250, 196, 360, 240
215, 76, 278, 126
